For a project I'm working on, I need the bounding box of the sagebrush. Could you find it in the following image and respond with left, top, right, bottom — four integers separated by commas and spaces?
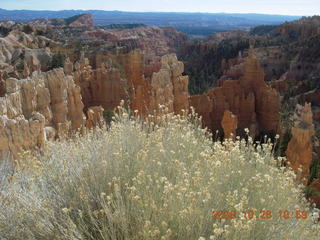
0, 106, 319, 240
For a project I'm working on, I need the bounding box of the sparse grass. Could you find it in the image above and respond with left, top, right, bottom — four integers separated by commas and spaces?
0, 106, 319, 240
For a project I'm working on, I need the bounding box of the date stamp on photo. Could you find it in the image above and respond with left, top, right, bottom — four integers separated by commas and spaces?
211, 209, 309, 220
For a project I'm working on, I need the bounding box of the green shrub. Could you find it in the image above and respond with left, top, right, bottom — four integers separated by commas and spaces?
178, 39, 249, 95
0, 107, 319, 239
35, 29, 45, 36
277, 103, 295, 157
111, 61, 126, 79
49, 53, 65, 70
22, 25, 33, 34
0, 26, 11, 37
249, 25, 279, 36
103, 109, 114, 126
51, 18, 65, 26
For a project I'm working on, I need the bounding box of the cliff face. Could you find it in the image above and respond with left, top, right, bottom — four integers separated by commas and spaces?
286, 103, 315, 184
190, 47, 280, 137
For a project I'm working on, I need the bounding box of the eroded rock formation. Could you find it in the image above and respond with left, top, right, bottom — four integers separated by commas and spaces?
190, 47, 280, 137
0, 16, 285, 164
86, 106, 105, 130
0, 68, 104, 159
110, 50, 150, 115
286, 103, 315, 184
221, 110, 238, 139
71, 53, 128, 113
0, 28, 57, 74
0, 112, 45, 159
67, 51, 189, 117
150, 54, 189, 114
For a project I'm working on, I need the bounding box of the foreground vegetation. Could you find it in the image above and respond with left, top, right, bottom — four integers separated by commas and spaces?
0, 106, 319, 240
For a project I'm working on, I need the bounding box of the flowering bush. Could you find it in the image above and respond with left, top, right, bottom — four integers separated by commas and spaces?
0, 107, 319, 240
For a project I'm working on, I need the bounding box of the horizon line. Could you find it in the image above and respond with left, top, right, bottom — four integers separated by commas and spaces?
0, 8, 308, 17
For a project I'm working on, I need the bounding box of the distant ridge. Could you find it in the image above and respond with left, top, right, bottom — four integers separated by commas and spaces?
0, 9, 302, 36
0, 8, 300, 24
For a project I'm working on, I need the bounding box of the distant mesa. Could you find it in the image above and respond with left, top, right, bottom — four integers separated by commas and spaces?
50, 14, 95, 28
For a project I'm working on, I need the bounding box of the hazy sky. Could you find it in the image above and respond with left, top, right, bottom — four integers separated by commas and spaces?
0, 0, 319, 16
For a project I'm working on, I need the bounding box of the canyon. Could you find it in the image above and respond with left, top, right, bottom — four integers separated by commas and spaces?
0, 13, 319, 205
0, 29, 279, 160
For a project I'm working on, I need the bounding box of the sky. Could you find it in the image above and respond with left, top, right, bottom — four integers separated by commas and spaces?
0, 0, 319, 16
